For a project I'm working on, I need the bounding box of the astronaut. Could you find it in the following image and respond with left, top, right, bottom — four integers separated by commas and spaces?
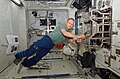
14, 18, 86, 73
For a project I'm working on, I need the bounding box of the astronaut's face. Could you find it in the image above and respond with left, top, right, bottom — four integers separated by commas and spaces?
66, 19, 74, 30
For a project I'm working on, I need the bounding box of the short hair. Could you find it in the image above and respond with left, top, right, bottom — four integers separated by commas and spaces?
67, 18, 74, 22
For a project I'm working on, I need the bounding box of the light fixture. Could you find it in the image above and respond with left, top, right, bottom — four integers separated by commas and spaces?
46, 1, 66, 4
11, 0, 23, 6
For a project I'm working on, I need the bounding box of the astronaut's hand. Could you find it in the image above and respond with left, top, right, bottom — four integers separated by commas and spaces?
77, 34, 86, 40
76, 38, 82, 43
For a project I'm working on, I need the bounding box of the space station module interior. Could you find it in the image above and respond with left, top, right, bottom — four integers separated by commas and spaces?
0, 0, 120, 79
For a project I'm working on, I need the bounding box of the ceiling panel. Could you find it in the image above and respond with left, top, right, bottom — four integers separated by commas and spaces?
24, 0, 72, 9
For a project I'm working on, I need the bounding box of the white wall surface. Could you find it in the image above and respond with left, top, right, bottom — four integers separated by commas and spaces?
0, 0, 13, 72
112, 0, 120, 21
0, 0, 27, 73
112, 0, 120, 44
10, 1, 27, 51
68, 8, 77, 18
